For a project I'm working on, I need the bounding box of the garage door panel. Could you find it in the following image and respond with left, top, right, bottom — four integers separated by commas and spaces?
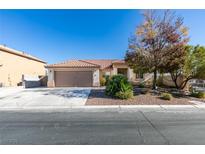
76, 71, 93, 87
55, 71, 75, 87
55, 71, 92, 87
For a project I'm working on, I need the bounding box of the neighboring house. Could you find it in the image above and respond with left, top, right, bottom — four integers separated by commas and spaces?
46, 59, 138, 87
189, 79, 205, 92
0, 45, 46, 87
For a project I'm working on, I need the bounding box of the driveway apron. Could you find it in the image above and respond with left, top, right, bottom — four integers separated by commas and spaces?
0, 87, 91, 109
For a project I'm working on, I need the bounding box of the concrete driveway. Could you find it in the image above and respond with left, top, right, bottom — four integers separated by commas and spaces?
0, 87, 91, 109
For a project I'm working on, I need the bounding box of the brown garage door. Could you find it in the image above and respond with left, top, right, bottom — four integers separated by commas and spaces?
55, 71, 93, 87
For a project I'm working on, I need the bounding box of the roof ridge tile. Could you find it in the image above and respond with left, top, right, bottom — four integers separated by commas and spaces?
79, 60, 101, 66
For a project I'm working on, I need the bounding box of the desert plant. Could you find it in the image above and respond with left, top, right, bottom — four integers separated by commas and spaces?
161, 93, 172, 100
106, 74, 133, 99
197, 92, 205, 99
191, 91, 205, 99
104, 75, 110, 86
115, 91, 133, 100
100, 77, 106, 86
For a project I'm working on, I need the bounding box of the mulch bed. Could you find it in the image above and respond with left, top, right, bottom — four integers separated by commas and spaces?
86, 88, 196, 105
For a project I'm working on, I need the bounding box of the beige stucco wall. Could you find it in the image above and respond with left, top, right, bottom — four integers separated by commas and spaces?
111, 63, 136, 81
93, 69, 100, 87
47, 63, 137, 87
0, 50, 46, 87
47, 67, 100, 87
47, 68, 55, 87
99, 69, 112, 79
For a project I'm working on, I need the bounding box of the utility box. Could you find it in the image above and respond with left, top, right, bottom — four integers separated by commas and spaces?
22, 75, 41, 88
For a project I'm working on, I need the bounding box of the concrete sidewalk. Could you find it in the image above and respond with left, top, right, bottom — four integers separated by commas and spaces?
0, 104, 205, 112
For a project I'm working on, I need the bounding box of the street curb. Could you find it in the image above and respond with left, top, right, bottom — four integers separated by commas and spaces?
193, 105, 205, 109
71, 105, 120, 109
159, 105, 200, 110
0, 104, 205, 111
120, 105, 161, 108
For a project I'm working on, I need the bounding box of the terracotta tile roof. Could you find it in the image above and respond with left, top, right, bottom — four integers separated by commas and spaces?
82, 59, 125, 69
0, 45, 46, 64
46, 60, 100, 68
46, 59, 126, 69
81, 60, 114, 69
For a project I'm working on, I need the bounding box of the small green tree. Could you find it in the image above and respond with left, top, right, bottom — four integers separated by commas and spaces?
169, 45, 205, 89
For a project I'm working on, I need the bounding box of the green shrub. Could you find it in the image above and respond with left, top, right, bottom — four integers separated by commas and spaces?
115, 91, 133, 100
191, 91, 205, 99
106, 74, 133, 99
100, 77, 106, 86
138, 82, 145, 88
161, 93, 172, 100
197, 92, 205, 98
104, 75, 110, 86
191, 92, 198, 98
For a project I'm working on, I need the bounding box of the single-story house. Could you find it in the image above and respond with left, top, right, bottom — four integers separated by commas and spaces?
46, 59, 138, 87
0, 45, 46, 87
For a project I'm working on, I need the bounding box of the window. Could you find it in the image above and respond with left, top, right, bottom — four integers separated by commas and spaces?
117, 68, 128, 77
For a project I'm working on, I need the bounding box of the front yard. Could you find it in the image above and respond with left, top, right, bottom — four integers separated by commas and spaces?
86, 87, 204, 105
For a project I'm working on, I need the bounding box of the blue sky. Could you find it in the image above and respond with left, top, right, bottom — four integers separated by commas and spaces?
0, 9, 204, 64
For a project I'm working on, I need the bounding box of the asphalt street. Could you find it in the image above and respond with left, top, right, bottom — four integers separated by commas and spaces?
0, 108, 205, 145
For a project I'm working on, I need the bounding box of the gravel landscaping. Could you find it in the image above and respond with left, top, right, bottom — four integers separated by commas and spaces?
86, 88, 197, 105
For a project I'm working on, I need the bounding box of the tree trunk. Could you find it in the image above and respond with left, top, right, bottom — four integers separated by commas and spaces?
171, 72, 179, 89
173, 77, 179, 89
180, 78, 191, 90
170, 72, 192, 90
153, 69, 157, 90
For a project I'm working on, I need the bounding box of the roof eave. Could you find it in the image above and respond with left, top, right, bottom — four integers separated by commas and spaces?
0, 46, 47, 64
45, 66, 100, 68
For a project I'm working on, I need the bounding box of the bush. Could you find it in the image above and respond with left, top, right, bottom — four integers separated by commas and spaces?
100, 77, 106, 86
197, 92, 205, 99
106, 74, 133, 99
115, 91, 133, 100
191, 91, 205, 99
161, 93, 172, 100
104, 75, 110, 86
138, 82, 145, 88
